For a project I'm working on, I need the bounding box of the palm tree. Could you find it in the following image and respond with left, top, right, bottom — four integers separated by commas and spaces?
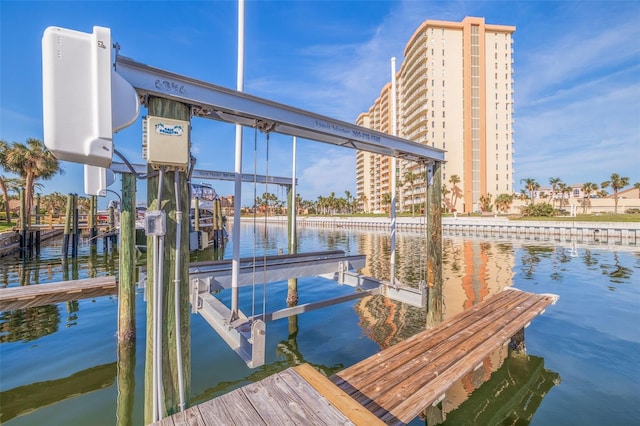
4, 138, 62, 218
520, 178, 540, 205
518, 189, 529, 204
381, 192, 392, 213
448, 174, 462, 212
344, 190, 352, 214
357, 193, 368, 213
549, 177, 562, 209
402, 170, 419, 217
441, 184, 451, 212
558, 183, 569, 209
495, 193, 514, 214
0, 140, 13, 223
601, 173, 630, 214
581, 182, 598, 214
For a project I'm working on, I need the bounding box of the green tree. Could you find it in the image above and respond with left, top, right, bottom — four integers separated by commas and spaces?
3, 138, 62, 218
520, 178, 540, 205
402, 170, 419, 217
601, 173, 630, 214
0, 140, 13, 223
344, 190, 352, 214
479, 193, 493, 213
558, 183, 569, 209
581, 182, 599, 214
495, 193, 514, 214
549, 177, 562, 209
448, 174, 462, 211
381, 192, 392, 213
441, 184, 451, 212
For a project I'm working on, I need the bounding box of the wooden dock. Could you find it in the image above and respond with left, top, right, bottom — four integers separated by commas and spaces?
0, 276, 117, 311
151, 288, 557, 425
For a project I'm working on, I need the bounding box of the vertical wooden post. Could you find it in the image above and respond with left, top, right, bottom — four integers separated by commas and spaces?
35, 193, 41, 255
286, 185, 298, 306
89, 195, 97, 248
19, 188, 26, 253
194, 198, 200, 232
426, 161, 443, 327
108, 205, 116, 248
144, 97, 191, 422
117, 173, 136, 426
72, 194, 79, 258
119, 174, 137, 342
63, 193, 73, 259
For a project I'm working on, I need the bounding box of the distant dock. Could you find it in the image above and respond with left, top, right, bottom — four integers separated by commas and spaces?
233, 216, 640, 246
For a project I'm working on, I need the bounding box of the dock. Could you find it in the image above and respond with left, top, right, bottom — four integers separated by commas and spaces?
152, 287, 557, 425
0, 276, 117, 311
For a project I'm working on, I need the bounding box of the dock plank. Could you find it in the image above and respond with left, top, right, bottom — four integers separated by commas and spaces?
330, 288, 557, 425
0, 276, 117, 311
197, 387, 266, 425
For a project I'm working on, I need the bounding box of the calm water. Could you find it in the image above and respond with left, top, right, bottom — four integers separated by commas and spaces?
0, 223, 638, 425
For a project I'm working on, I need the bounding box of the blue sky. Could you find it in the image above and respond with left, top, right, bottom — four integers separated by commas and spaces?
1, 0, 639, 207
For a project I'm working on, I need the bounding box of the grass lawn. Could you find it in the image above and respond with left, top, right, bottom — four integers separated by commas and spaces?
0, 222, 15, 232
510, 213, 640, 223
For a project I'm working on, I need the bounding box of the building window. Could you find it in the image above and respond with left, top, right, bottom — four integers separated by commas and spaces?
442, 121, 445, 128
442, 111, 445, 118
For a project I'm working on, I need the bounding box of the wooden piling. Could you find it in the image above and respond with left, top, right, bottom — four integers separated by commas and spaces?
286, 185, 298, 306
144, 97, 191, 422
426, 161, 443, 327
119, 174, 136, 342
89, 195, 97, 247
63, 193, 73, 258
193, 198, 200, 232
72, 194, 79, 258
35, 194, 41, 254
108, 205, 117, 248
19, 188, 26, 253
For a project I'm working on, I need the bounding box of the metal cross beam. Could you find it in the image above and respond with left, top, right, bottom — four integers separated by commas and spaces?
110, 161, 294, 186
115, 55, 445, 163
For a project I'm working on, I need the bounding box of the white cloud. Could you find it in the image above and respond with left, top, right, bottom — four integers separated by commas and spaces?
298, 149, 356, 201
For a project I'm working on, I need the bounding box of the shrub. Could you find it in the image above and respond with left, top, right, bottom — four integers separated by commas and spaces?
625, 208, 640, 214
520, 202, 555, 217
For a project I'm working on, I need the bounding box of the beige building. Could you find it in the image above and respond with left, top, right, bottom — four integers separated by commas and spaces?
356, 17, 516, 213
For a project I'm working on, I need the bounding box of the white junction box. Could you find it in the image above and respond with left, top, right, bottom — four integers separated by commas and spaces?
146, 116, 190, 170
42, 26, 139, 168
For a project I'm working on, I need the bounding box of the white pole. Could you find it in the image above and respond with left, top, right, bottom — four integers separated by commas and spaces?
290, 137, 297, 252
231, 0, 245, 320
390, 57, 397, 287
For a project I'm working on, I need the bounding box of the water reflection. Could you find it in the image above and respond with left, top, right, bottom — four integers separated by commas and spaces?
0, 362, 116, 423
0, 305, 60, 343
0, 230, 637, 425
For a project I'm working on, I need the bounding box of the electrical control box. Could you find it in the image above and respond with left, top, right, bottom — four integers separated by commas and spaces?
145, 116, 190, 170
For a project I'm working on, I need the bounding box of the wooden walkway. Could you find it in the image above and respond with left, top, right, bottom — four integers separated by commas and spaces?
0, 276, 117, 311
152, 288, 557, 425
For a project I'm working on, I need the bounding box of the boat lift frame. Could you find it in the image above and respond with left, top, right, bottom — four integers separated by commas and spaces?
115, 54, 445, 368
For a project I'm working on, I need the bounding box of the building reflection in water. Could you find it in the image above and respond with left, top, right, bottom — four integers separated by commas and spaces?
353, 233, 559, 423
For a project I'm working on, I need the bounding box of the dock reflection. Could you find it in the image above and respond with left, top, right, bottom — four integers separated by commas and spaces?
353, 235, 560, 423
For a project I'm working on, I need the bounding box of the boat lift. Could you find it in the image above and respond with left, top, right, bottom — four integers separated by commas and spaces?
112, 54, 445, 368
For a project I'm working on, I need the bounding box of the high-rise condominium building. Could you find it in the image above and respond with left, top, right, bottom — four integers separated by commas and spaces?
356, 17, 515, 214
